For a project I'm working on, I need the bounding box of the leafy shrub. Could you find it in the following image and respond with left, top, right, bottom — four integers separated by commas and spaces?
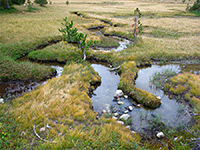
34, 0, 47, 6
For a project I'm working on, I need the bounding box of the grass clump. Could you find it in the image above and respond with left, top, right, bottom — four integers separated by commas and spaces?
0, 62, 142, 149
95, 36, 120, 48
118, 61, 161, 108
150, 69, 177, 89
28, 42, 83, 63
0, 36, 62, 60
0, 54, 56, 82
165, 72, 200, 108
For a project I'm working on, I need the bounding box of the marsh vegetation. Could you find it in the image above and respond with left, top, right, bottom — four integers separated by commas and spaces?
0, 0, 199, 149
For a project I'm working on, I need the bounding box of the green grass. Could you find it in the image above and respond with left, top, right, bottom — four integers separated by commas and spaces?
95, 36, 120, 48
0, 7, 18, 14
28, 42, 83, 63
150, 69, 177, 89
0, 53, 56, 82
0, 62, 142, 149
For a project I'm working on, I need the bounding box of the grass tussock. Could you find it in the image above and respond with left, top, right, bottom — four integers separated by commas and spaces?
28, 42, 83, 63
0, 62, 142, 149
118, 61, 161, 108
165, 73, 200, 111
0, 53, 56, 82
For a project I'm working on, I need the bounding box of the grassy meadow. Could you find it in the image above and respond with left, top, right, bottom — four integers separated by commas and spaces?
0, 0, 200, 149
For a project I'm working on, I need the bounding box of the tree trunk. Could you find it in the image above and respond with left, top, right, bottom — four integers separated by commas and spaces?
133, 16, 137, 46
6, 0, 10, 9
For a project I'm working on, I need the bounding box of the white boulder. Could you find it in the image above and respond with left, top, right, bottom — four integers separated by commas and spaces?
114, 90, 124, 98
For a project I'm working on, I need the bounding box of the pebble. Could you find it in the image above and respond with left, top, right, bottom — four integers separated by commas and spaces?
156, 96, 161, 100
156, 132, 164, 138
102, 110, 106, 113
128, 106, 133, 111
40, 127, 46, 132
118, 101, 124, 105
112, 116, 117, 120
132, 131, 136, 134
0, 98, 4, 104
136, 104, 142, 108
114, 113, 118, 117
120, 114, 130, 120
116, 121, 124, 125
124, 95, 128, 99
124, 110, 129, 113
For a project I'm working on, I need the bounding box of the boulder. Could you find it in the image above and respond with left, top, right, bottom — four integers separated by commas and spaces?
118, 101, 124, 105
114, 90, 124, 98
120, 114, 130, 120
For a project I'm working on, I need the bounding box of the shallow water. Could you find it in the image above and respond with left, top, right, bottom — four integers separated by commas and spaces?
91, 63, 120, 112
91, 63, 199, 132
94, 36, 131, 52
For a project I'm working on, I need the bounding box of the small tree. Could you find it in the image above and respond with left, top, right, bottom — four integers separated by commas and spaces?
59, 17, 96, 61
0, 0, 25, 9
183, 0, 200, 12
34, 0, 47, 6
132, 8, 143, 46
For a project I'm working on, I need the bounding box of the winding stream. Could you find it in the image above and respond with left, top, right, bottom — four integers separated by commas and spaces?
1, 33, 199, 133
91, 63, 199, 132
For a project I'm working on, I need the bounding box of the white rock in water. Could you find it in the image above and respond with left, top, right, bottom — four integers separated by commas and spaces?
120, 114, 130, 120
128, 106, 133, 111
124, 110, 129, 113
118, 101, 124, 105
156, 132, 164, 138
124, 95, 128, 99
0, 98, 4, 104
136, 104, 142, 108
114, 90, 124, 98
40, 127, 46, 132
117, 121, 124, 125
112, 116, 117, 120
156, 96, 161, 100
126, 126, 131, 130
114, 113, 118, 117
102, 110, 106, 113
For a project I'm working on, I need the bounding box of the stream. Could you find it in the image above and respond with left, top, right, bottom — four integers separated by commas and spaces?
91, 63, 199, 132
0, 34, 199, 133
0, 62, 64, 101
